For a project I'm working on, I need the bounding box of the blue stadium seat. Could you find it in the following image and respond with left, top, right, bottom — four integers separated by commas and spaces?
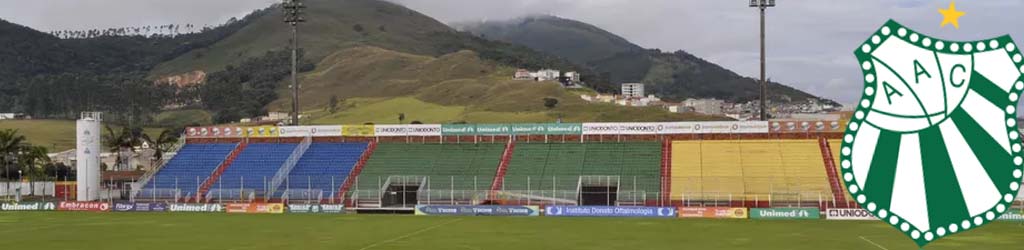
277, 142, 368, 199
141, 143, 237, 197
212, 143, 298, 196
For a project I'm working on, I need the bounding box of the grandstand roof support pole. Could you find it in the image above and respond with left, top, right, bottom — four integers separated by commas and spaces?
750, 0, 775, 121
527, 176, 531, 206
284, 0, 306, 126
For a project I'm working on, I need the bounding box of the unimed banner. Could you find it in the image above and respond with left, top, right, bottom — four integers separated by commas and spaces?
510, 123, 583, 135
750, 208, 820, 220
414, 205, 540, 216
112, 202, 168, 212
287, 204, 345, 214
169, 203, 223, 213
544, 206, 677, 217
226, 203, 286, 214
0, 202, 57, 211
58, 201, 110, 212
441, 124, 476, 135
825, 208, 878, 220
474, 124, 512, 135
998, 211, 1024, 221
278, 126, 343, 137
678, 207, 748, 219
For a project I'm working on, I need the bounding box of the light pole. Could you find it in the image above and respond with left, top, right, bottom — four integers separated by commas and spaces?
749, 0, 775, 121
284, 0, 306, 126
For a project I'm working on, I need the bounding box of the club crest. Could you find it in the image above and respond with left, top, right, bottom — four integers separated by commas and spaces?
841, 20, 1024, 246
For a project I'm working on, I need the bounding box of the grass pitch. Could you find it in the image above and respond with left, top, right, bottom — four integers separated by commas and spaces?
1, 213, 1021, 250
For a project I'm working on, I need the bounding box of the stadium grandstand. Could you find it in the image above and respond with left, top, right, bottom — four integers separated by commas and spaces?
129, 121, 863, 210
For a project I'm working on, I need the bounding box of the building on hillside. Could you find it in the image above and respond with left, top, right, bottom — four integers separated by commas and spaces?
514, 69, 532, 80
0, 113, 25, 120
580, 94, 617, 103
682, 98, 725, 116
533, 69, 561, 81
564, 71, 581, 83
621, 83, 645, 98
616, 95, 662, 107
778, 113, 842, 121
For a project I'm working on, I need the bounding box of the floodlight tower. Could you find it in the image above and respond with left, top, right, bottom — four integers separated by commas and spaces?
750, 0, 775, 121
284, 0, 306, 126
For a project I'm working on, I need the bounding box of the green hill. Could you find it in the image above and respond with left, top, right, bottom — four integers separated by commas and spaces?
154, 0, 715, 123
1, 0, 728, 127
273, 46, 721, 124
151, 0, 585, 81
459, 15, 837, 105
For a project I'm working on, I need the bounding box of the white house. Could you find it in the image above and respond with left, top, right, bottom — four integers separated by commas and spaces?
0, 113, 22, 120
514, 69, 532, 80
564, 71, 581, 82
683, 98, 725, 115
533, 69, 560, 81
621, 83, 645, 98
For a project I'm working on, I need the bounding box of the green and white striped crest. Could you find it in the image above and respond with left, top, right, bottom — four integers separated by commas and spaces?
842, 20, 1024, 247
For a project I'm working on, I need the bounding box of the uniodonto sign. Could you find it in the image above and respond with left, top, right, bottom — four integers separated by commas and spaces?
186, 121, 792, 138
374, 125, 442, 136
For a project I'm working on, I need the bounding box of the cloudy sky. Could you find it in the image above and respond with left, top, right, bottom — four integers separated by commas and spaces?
2, 0, 1022, 105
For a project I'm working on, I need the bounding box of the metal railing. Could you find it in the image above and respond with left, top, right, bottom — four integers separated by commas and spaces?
266, 135, 312, 201
131, 136, 186, 199
5, 175, 1024, 213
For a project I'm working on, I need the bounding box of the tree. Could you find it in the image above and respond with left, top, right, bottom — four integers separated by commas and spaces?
353, 24, 365, 33
543, 97, 559, 109
328, 95, 340, 114
0, 129, 26, 180
398, 113, 406, 124
104, 125, 144, 171
411, 121, 423, 124
143, 129, 179, 168
0, 129, 25, 155
18, 145, 50, 178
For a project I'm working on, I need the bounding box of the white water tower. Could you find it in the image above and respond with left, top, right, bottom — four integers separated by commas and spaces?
76, 112, 102, 201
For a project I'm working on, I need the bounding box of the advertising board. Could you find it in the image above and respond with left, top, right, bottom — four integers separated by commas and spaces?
441, 124, 476, 135
474, 124, 513, 135
341, 125, 375, 137
677, 207, 748, 219
112, 202, 168, 212
374, 125, 442, 137
169, 203, 223, 213
58, 201, 110, 212
0, 202, 57, 211
225, 203, 285, 214
582, 123, 665, 135
544, 206, 677, 217
278, 126, 343, 137
244, 126, 279, 138
663, 121, 770, 134
750, 208, 820, 220
510, 123, 583, 135
825, 208, 878, 220
287, 204, 346, 214
997, 211, 1024, 221
414, 205, 540, 216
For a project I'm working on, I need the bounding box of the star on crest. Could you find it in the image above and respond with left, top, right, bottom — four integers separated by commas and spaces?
939, 1, 966, 29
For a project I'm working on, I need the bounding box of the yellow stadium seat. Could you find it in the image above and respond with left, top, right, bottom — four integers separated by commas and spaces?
670, 139, 833, 202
